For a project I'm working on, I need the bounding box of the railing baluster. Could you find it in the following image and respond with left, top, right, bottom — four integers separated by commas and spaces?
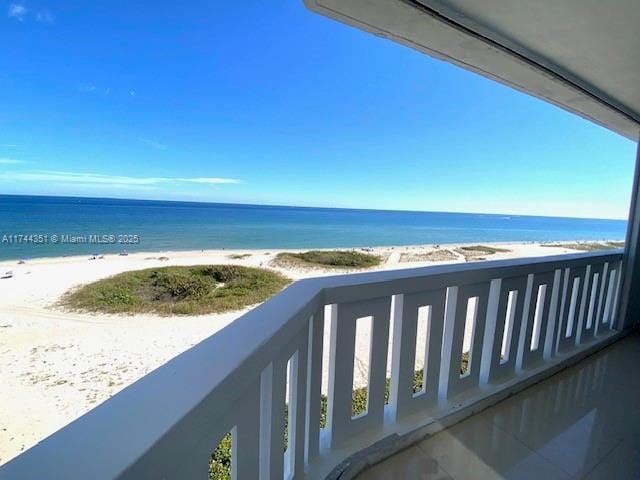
515, 274, 534, 371
440, 282, 490, 399
544, 269, 563, 360
367, 299, 392, 425
326, 297, 391, 448
482, 275, 528, 383
599, 262, 621, 331
391, 289, 446, 419
520, 271, 555, 369
579, 263, 604, 343
594, 262, 610, 335
234, 391, 261, 480
290, 329, 308, 479
611, 261, 623, 328
575, 265, 591, 344
389, 293, 408, 415
260, 360, 286, 479
304, 309, 324, 464
557, 266, 587, 352
326, 302, 355, 448
260, 326, 310, 480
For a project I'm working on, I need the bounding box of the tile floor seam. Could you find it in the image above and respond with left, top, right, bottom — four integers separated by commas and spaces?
532, 421, 626, 479
573, 436, 627, 480
471, 413, 575, 478
414, 414, 566, 479
477, 378, 635, 478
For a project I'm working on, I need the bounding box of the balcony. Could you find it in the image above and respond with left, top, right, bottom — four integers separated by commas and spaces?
0, 249, 625, 479
356, 332, 640, 480
1, 0, 638, 476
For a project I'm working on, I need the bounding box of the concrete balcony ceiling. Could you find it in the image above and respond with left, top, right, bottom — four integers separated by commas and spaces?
304, 0, 640, 140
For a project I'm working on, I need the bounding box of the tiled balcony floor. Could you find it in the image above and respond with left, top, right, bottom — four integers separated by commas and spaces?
357, 333, 640, 480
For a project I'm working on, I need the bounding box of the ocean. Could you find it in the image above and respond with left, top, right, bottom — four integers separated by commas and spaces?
0, 195, 627, 261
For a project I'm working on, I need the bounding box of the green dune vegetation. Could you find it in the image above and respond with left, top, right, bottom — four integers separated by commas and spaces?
226, 253, 252, 260
542, 241, 624, 251
455, 244, 511, 261
400, 249, 459, 262
59, 265, 290, 316
275, 250, 383, 269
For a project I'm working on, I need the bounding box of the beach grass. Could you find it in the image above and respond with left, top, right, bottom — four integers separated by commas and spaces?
226, 253, 252, 260
455, 244, 510, 261
275, 250, 382, 269
457, 245, 511, 254
59, 265, 290, 315
542, 241, 624, 251
400, 249, 458, 263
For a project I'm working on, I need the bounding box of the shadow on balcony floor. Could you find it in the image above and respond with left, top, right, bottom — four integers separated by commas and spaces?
356, 332, 640, 480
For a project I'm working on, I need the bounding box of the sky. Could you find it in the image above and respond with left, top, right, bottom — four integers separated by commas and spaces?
0, 1, 637, 220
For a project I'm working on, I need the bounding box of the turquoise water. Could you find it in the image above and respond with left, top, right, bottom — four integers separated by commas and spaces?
0, 195, 627, 261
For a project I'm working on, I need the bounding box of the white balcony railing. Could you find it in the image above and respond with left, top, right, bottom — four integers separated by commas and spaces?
0, 250, 624, 480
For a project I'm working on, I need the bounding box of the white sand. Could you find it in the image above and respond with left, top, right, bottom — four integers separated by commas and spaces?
0, 242, 578, 464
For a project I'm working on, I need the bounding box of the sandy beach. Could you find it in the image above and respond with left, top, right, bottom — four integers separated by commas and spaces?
0, 241, 594, 464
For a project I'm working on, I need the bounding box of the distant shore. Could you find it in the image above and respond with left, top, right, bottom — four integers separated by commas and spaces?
0, 240, 623, 465
0, 237, 624, 266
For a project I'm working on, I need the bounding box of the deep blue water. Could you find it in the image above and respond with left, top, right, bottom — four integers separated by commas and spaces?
0, 195, 627, 261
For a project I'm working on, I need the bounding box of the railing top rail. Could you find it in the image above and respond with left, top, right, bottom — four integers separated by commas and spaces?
0, 249, 623, 480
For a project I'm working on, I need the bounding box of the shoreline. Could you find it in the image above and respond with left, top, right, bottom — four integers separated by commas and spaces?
0, 238, 624, 267
0, 240, 623, 465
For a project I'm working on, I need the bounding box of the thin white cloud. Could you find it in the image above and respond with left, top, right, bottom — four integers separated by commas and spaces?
8, 4, 27, 21
77, 83, 97, 93
0, 158, 24, 164
8, 4, 53, 22
129, 90, 137, 97
138, 137, 167, 150
76, 84, 117, 97
35, 9, 53, 23
178, 177, 241, 185
0, 170, 240, 187
0, 144, 19, 148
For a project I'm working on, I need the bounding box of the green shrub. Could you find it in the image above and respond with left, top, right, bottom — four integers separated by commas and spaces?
227, 253, 251, 260
93, 284, 138, 309
209, 433, 232, 480
458, 245, 509, 254
204, 265, 244, 283
455, 245, 511, 261
276, 250, 382, 269
60, 265, 290, 316
542, 242, 623, 251
152, 270, 212, 299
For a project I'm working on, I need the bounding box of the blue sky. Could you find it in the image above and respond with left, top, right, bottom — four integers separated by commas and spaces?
0, 1, 637, 219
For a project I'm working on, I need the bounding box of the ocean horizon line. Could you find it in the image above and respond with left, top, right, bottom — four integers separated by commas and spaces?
0, 194, 627, 261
